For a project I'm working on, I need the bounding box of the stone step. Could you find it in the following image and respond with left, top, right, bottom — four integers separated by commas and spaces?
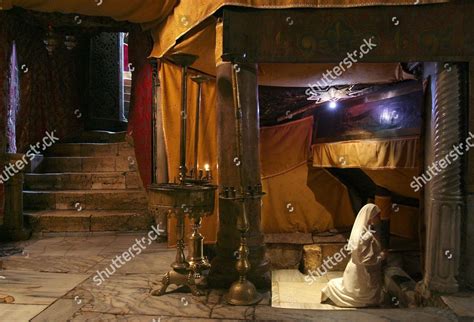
23, 190, 147, 211
33, 156, 137, 173
24, 172, 142, 190
46, 142, 134, 157
264, 232, 350, 270
63, 131, 127, 144
25, 210, 153, 233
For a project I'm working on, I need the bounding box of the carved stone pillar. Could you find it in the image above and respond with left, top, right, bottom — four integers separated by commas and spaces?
208, 62, 270, 289
422, 63, 463, 293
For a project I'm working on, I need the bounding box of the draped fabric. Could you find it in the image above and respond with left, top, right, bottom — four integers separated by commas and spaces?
3, 0, 177, 24
3, 0, 449, 30
312, 137, 421, 239
363, 168, 421, 200
312, 137, 420, 170
260, 117, 313, 178
390, 204, 419, 239
370, 172, 420, 239
374, 195, 392, 220
167, 17, 415, 85
150, 0, 450, 59
261, 117, 355, 233
3, 0, 450, 70
164, 13, 415, 85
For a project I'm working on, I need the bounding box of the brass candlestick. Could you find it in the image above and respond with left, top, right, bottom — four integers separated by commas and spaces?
225, 203, 262, 305
150, 54, 216, 297
224, 62, 263, 305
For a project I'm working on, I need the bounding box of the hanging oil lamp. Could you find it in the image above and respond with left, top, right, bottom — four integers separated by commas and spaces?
43, 25, 58, 56
64, 35, 77, 50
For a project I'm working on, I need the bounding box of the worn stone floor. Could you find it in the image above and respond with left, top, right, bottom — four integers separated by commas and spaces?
0, 234, 464, 321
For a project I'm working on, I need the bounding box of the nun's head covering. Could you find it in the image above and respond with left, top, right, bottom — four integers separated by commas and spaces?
348, 204, 380, 252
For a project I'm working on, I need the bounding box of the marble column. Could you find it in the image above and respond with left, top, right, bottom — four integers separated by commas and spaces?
422, 63, 463, 294
208, 62, 270, 289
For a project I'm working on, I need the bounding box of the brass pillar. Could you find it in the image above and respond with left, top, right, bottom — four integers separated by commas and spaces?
209, 62, 270, 289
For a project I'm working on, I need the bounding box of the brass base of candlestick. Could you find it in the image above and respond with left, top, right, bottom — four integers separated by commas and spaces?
225, 279, 262, 306
225, 231, 262, 305
187, 217, 211, 273
148, 183, 216, 298
152, 269, 205, 297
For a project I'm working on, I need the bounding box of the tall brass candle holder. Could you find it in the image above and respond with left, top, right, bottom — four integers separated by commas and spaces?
222, 187, 264, 305
224, 62, 263, 305
149, 54, 216, 296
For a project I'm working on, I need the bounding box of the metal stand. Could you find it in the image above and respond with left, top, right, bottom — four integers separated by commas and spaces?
152, 210, 204, 296
150, 184, 216, 296
150, 53, 216, 297
224, 63, 263, 305
188, 216, 211, 274
225, 205, 262, 305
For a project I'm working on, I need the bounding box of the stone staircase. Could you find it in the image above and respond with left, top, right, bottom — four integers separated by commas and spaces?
23, 131, 152, 235
124, 71, 132, 119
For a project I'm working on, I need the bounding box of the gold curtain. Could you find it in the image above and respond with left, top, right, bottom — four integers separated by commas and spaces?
3, 0, 177, 24
166, 19, 415, 85
312, 137, 422, 238
312, 137, 420, 170
261, 117, 355, 233
391, 204, 419, 239
150, 0, 449, 58
363, 168, 421, 200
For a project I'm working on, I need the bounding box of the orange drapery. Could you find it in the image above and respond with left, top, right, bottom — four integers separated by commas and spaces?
150, 0, 449, 58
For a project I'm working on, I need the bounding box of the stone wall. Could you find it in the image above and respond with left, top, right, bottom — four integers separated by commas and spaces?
0, 11, 89, 225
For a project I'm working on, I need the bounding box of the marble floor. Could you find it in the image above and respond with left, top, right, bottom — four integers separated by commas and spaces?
0, 234, 463, 321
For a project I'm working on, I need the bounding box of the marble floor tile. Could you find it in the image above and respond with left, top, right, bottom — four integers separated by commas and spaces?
31, 299, 84, 322
0, 304, 48, 322
3, 254, 105, 273
0, 235, 465, 321
0, 270, 88, 305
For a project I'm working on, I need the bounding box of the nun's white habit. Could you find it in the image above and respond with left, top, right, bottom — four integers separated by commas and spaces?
321, 204, 384, 307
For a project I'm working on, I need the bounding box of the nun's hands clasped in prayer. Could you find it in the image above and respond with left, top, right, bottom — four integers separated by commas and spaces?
321, 203, 385, 307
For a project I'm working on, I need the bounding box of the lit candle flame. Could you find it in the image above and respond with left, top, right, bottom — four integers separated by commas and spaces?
204, 164, 210, 171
